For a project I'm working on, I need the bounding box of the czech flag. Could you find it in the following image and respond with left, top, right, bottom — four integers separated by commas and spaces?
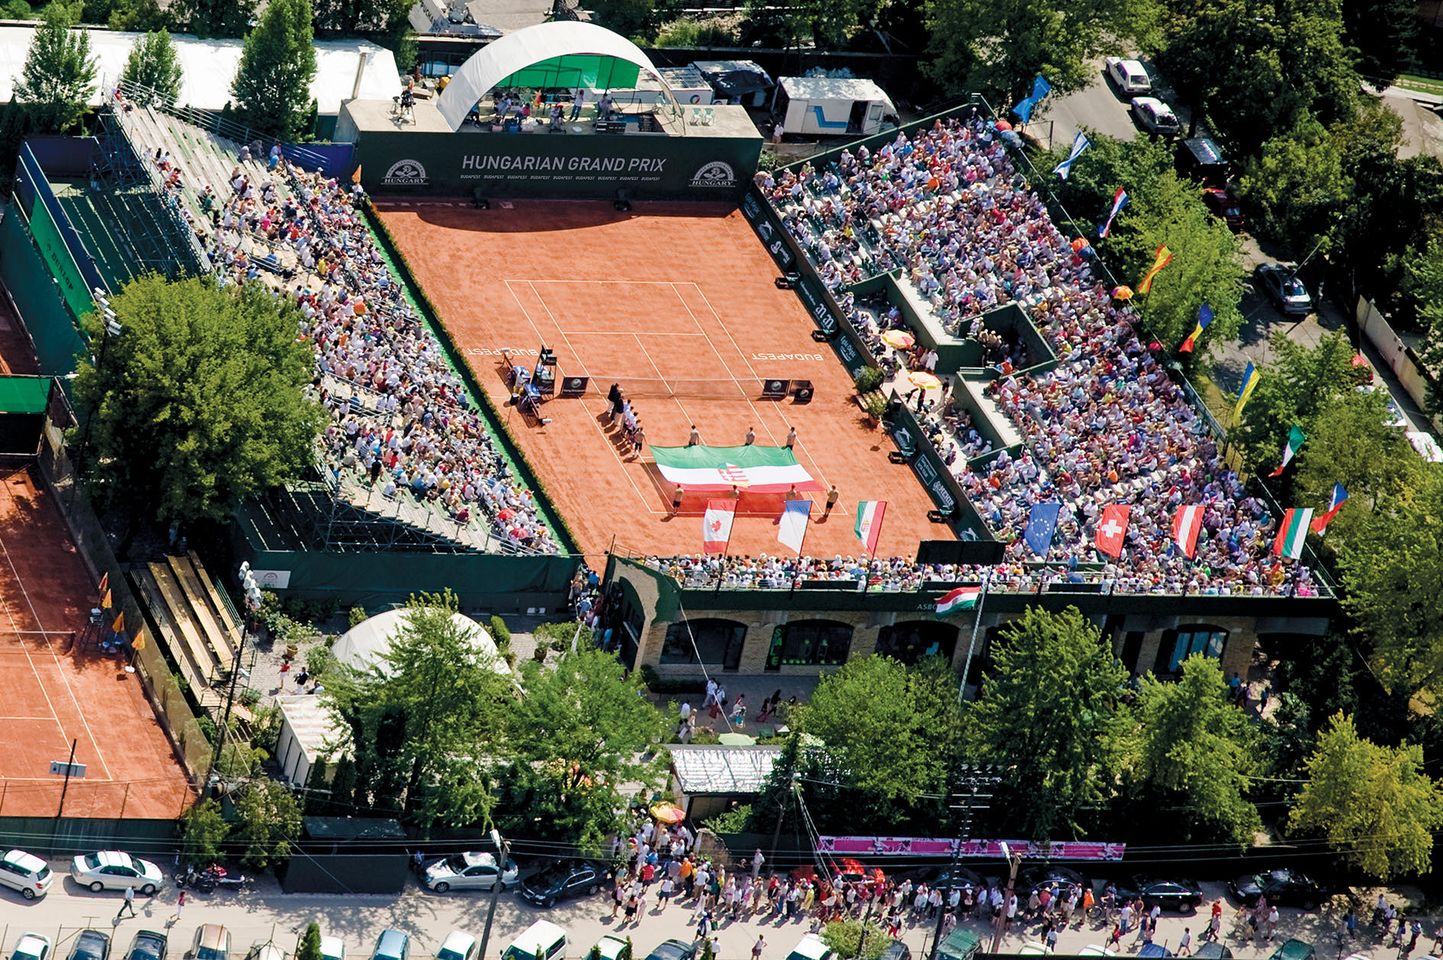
1179, 305, 1214, 354
1098, 187, 1129, 238
1310, 483, 1349, 535
1137, 245, 1174, 295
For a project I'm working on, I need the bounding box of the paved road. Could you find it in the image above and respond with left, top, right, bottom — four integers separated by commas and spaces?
0, 869, 1406, 960
1032, 63, 1140, 150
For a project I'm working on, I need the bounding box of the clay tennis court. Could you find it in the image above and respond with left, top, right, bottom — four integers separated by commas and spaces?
0, 464, 191, 818
375, 200, 942, 561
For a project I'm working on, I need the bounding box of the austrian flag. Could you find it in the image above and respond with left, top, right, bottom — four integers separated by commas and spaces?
1172, 504, 1205, 559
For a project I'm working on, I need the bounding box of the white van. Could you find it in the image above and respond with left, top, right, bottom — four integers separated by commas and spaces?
502, 922, 567, 960
437, 934, 478, 960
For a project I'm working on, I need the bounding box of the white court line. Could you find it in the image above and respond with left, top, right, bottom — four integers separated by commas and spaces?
629, 332, 700, 438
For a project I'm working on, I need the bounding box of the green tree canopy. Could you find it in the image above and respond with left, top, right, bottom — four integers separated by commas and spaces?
230, 777, 303, 868
795, 655, 964, 819
1133, 655, 1261, 843
312, 0, 408, 34
71, 274, 322, 527
501, 647, 667, 851
1240, 112, 1349, 256
121, 30, 184, 106
230, 0, 317, 141
964, 606, 1133, 838
1290, 712, 1443, 880
296, 925, 323, 960
14, 6, 97, 133
176, 0, 257, 36
180, 797, 229, 867
1231, 330, 1357, 470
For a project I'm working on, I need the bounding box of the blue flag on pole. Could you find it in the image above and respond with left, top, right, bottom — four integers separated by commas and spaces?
1024, 502, 1063, 556
1013, 75, 1052, 123
1053, 131, 1090, 179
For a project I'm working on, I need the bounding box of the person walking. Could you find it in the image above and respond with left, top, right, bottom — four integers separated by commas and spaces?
751, 936, 766, 960
117, 885, 137, 919
785, 426, 797, 449
825, 485, 839, 515
744, 426, 756, 445
688, 425, 701, 446
1178, 928, 1192, 956
672, 485, 684, 513
168, 890, 187, 926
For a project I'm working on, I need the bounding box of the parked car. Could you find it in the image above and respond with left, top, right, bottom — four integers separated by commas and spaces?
1131, 98, 1182, 138
67, 932, 110, 960
1104, 57, 1152, 97
1267, 941, 1315, 960
502, 922, 566, 960
187, 927, 229, 960
1202, 187, 1245, 230
243, 948, 282, 960
0, 849, 53, 899
1177, 136, 1230, 185
1078, 948, 1116, 957
1138, 946, 1173, 960
1254, 265, 1313, 317
1020, 865, 1089, 900
13, 935, 51, 960
370, 933, 409, 960
435, 933, 478, 960
1112, 877, 1203, 912
1228, 868, 1322, 908
589, 938, 630, 960
642, 941, 696, 960
1192, 945, 1233, 960
784, 937, 834, 960
518, 861, 603, 908
123, 932, 167, 960
70, 851, 163, 894
319, 939, 344, 960
879, 943, 911, 960
425, 852, 520, 893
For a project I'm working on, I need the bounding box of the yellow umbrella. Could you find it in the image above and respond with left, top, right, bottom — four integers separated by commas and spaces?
1110, 285, 1134, 301
907, 371, 943, 390
650, 802, 686, 824
881, 330, 916, 349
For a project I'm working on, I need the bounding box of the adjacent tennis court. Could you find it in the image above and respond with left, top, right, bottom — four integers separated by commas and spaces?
375, 199, 941, 561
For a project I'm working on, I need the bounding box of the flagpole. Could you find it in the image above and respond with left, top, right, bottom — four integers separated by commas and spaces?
862, 504, 886, 594
957, 570, 991, 703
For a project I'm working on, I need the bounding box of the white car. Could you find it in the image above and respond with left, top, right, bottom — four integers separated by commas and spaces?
0, 849, 53, 899
319, 939, 345, 960
424, 852, 519, 893
1131, 97, 1181, 137
1104, 57, 1152, 96
435, 934, 478, 960
13, 935, 52, 960
69, 851, 163, 894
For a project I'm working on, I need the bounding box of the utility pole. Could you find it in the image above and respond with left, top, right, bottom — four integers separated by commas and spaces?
208, 563, 262, 787
929, 764, 1003, 960
479, 828, 509, 960
990, 842, 1023, 954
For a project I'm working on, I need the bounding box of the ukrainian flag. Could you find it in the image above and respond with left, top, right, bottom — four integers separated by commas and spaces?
1234, 362, 1260, 418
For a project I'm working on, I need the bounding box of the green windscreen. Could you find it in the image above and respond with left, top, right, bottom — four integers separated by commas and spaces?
497, 54, 641, 91
0, 377, 51, 415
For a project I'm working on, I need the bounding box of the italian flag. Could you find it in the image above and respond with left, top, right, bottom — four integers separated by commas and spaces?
1272, 507, 1313, 560
651, 444, 820, 493
936, 586, 981, 617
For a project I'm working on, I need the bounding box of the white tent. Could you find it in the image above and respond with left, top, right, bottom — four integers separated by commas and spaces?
434, 21, 674, 130
332, 607, 511, 676
274, 695, 344, 786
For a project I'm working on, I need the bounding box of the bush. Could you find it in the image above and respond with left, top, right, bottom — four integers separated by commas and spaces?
639, 664, 709, 694
239, 686, 262, 708
534, 620, 592, 651
705, 803, 753, 833
489, 614, 512, 649
853, 367, 885, 393
297, 924, 323, 960
654, 15, 741, 46
861, 391, 889, 420
306, 644, 336, 678
197, 715, 219, 745
348, 605, 368, 628
820, 918, 890, 960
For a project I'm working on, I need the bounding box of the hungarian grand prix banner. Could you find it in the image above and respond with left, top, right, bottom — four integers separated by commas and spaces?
816, 836, 1126, 861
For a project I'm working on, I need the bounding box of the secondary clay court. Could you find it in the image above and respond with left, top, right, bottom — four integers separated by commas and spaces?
0, 465, 191, 818
376, 200, 942, 560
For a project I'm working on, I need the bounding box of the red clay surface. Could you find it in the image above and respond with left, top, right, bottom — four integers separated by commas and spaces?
376, 200, 942, 563
0, 465, 191, 818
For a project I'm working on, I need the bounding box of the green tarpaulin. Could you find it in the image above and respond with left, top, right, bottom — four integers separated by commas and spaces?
0, 377, 50, 415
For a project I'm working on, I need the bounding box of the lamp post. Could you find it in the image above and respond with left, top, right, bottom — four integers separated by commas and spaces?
208, 562, 262, 787
69, 289, 121, 508
479, 828, 509, 960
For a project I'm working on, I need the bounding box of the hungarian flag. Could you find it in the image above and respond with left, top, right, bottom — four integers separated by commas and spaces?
1273, 507, 1314, 559
1310, 483, 1348, 535
1179, 305, 1213, 353
701, 500, 735, 554
1173, 504, 1204, 559
1268, 425, 1306, 477
855, 500, 887, 554
777, 500, 811, 554
1094, 503, 1130, 558
936, 586, 981, 617
652, 444, 820, 493
1137, 244, 1174, 294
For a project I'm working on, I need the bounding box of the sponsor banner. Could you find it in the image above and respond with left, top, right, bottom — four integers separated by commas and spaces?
252, 569, 292, 589
886, 401, 991, 540
817, 836, 1126, 861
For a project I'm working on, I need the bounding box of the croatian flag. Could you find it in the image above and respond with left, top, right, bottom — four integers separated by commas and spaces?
1173, 504, 1205, 559
702, 500, 735, 555
1054, 132, 1090, 180
1310, 483, 1348, 535
1094, 503, 1130, 558
1098, 187, 1129, 238
777, 499, 811, 554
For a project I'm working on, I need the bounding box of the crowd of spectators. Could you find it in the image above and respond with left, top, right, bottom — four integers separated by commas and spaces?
124, 92, 557, 553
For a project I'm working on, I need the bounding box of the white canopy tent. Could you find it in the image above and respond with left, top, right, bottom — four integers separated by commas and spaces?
434, 21, 678, 130
331, 607, 511, 676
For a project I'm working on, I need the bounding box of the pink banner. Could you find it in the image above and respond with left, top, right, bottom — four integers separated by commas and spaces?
815, 837, 1125, 862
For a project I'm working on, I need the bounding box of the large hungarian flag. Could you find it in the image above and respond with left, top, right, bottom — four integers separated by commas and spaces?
651, 444, 820, 493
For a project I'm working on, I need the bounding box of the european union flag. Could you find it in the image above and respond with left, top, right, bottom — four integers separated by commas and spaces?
1024, 502, 1062, 556
1013, 75, 1053, 124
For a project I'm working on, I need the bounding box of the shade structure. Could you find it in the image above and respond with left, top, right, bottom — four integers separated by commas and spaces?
650, 802, 686, 823
650, 444, 822, 493
717, 733, 757, 746
881, 330, 916, 349
907, 371, 943, 390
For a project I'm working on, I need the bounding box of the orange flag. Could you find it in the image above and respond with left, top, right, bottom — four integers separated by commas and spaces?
100, 588, 112, 609
97, 571, 109, 596
111, 611, 125, 633
131, 628, 147, 651
1137, 244, 1174, 294
351, 164, 363, 184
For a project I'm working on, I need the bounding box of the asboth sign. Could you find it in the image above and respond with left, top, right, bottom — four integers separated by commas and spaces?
357, 129, 761, 201
816, 836, 1126, 861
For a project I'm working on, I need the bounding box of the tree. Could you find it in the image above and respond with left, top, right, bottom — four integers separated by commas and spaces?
501, 647, 667, 852
70, 274, 322, 528
1342, 0, 1416, 86
925, 0, 1160, 102
121, 30, 184, 107
819, 918, 890, 960
180, 797, 230, 867
1290, 712, 1443, 880
1240, 112, 1349, 256
230, 0, 318, 141
230, 777, 303, 868
964, 606, 1133, 838
13, 6, 97, 133
297, 925, 323, 960
325, 590, 513, 829
795, 656, 964, 820
84, 0, 168, 31
743, 0, 883, 48
175, 0, 256, 37
1231, 330, 1356, 470
1133, 655, 1261, 843
312, 0, 407, 34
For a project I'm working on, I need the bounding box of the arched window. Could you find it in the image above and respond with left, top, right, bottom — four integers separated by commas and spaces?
661, 618, 747, 669
778, 619, 853, 666
875, 621, 960, 665
1155, 624, 1229, 676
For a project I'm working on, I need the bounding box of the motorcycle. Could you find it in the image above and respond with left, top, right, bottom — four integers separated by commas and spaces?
202, 864, 251, 890
174, 865, 216, 893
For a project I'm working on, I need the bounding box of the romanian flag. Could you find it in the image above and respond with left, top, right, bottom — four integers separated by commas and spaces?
1137, 245, 1174, 294
1234, 362, 1261, 418
1179, 305, 1213, 353
111, 611, 125, 633
1310, 483, 1349, 535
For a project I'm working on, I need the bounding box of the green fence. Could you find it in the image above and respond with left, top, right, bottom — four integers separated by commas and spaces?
0, 210, 86, 380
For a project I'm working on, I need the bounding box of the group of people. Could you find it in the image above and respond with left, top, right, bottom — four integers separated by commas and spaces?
120, 93, 558, 553
605, 382, 647, 457
751, 112, 1320, 597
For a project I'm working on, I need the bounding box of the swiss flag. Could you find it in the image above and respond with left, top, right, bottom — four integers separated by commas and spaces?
1094, 503, 1130, 558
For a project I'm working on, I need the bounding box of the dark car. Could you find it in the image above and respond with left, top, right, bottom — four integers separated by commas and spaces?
1113, 877, 1203, 912
1228, 868, 1321, 908
1020, 865, 1089, 901
518, 861, 603, 908
879, 944, 911, 960
1193, 945, 1233, 960
1202, 188, 1245, 230
1254, 265, 1313, 317
913, 865, 988, 892
643, 941, 697, 960
1138, 946, 1173, 959
124, 933, 167, 960
1177, 136, 1230, 185
68, 932, 110, 960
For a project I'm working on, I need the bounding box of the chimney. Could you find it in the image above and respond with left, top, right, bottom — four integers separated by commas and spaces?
350, 50, 374, 102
